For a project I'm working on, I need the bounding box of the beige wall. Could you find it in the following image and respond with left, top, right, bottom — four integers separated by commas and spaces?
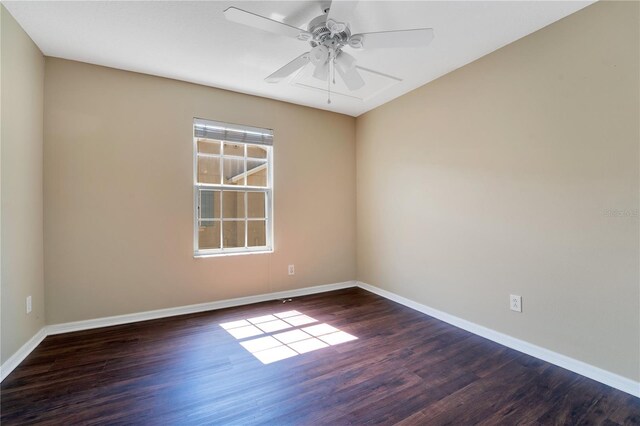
44, 58, 356, 324
0, 6, 46, 364
357, 1, 639, 381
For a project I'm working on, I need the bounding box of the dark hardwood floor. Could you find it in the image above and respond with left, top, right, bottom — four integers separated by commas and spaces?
2, 288, 639, 425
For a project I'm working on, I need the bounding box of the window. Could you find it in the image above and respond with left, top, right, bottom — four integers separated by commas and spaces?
193, 118, 273, 256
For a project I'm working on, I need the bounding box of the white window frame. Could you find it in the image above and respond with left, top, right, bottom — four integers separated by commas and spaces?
193, 119, 274, 257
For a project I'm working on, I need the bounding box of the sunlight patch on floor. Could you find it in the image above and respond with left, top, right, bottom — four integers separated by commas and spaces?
220, 310, 358, 364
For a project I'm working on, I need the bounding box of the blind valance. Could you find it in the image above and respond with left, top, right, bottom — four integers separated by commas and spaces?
194, 118, 273, 146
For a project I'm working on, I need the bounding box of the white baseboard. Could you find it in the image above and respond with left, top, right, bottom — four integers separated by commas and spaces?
3, 279, 638, 399
1, 280, 357, 382
47, 281, 356, 335
0, 327, 47, 382
357, 281, 640, 398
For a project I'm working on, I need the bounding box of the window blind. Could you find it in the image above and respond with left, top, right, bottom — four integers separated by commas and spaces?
194, 118, 273, 146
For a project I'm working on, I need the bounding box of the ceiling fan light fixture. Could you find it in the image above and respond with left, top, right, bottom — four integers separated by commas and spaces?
348, 35, 363, 49
326, 18, 347, 35
310, 45, 330, 66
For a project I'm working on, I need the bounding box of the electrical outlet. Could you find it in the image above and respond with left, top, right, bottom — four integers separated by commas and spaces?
510, 294, 522, 312
288, 264, 295, 276
26, 296, 32, 314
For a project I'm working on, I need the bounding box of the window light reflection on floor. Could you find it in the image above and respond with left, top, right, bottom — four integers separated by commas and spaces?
220, 310, 357, 364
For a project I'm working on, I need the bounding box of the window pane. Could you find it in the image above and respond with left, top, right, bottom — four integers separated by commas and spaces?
247, 192, 265, 218
222, 191, 245, 220
224, 142, 244, 157
247, 145, 267, 159
248, 220, 266, 247
200, 190, 220, 219
199, 221, 220, 249
223, 221, 245, 248
198, 156, 221, 184
247, 161, 267, 187
198, 139, 220, 155
223, 157, 245, 185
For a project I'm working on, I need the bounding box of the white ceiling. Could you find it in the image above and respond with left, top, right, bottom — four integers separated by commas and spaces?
3, 0, 594, 117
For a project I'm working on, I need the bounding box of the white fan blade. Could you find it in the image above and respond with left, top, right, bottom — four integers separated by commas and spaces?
354, 28, 434, 49
336, 64, 364, 91
224, 7, 312, 41
327, 0, 358, 27
265, 53, 310, 83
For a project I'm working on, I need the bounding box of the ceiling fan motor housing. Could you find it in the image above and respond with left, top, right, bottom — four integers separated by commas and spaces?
307, 14, 351, 49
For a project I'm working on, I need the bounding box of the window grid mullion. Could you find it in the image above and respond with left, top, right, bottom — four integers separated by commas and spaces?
196, 153, 250, 161
219, 142, 224, 248
244, 191, 248, 248
244, 145, 248, 248
196, 184, 269, 191
219, 142, 224, 186
243, 144, 248, 187
266, 145, 272, 248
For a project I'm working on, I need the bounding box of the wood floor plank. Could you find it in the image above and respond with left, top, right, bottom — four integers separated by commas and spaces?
1, 288, 638, 425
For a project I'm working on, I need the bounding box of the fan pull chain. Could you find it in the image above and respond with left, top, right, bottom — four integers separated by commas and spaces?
327, 58, 332, 104
332, 57, 336, 85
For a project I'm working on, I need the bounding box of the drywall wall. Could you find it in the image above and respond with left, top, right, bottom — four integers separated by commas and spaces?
0, 5, 46, 364
356, 1, 639, 381
44, 58, 356, 324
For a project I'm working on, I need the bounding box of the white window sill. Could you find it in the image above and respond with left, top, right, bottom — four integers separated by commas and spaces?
194, 248, 273, 258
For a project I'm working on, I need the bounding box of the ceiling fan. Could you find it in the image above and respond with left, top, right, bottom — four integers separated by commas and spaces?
223, 1, 434, 103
